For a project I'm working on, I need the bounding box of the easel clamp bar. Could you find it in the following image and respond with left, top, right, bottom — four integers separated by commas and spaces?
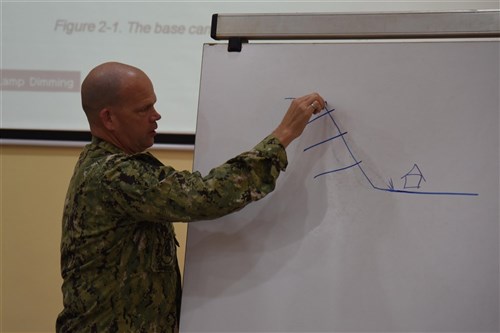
211, 10, 500, 40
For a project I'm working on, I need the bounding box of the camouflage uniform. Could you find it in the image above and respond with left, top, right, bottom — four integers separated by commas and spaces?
56, 135, 287, 333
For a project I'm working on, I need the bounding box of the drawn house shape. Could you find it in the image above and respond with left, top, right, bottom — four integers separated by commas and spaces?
401, 164, 426, 189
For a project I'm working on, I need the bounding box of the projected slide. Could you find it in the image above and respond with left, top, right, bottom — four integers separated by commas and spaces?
2, 1, 495, 140
1, 2, 216, 135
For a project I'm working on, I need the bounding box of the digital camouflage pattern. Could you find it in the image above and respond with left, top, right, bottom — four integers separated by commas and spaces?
56, 135, 287, 333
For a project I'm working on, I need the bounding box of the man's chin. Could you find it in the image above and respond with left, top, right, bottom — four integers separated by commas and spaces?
145, 138, 155, 149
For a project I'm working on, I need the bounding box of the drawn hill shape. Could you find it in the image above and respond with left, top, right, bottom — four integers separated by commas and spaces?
302, 103, 478, 197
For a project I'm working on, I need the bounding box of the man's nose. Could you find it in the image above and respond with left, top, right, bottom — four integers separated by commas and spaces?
152, 109, 161, 121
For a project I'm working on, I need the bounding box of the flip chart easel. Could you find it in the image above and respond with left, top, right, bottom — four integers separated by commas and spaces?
181, 11, 500, 332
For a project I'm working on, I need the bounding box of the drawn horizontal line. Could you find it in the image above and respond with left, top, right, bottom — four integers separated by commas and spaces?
304, 132, 347, 152
313, 161, 362, 179
381, 188, 479, 196
308, 108, 335, 124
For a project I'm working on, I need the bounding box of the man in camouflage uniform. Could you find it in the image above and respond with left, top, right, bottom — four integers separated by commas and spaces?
56, 62, 324, 332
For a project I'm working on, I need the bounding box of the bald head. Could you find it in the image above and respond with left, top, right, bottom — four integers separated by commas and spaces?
81, 62, 147, 122
80, 62, 160, 153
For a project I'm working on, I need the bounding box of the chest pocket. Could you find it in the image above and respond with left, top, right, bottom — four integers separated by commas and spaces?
146, 223, 179, 272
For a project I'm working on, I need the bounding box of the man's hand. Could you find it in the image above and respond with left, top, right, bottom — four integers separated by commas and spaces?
272, 93, 325, 148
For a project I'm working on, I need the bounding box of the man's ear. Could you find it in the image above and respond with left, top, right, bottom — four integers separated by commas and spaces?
99, 108, 115, 131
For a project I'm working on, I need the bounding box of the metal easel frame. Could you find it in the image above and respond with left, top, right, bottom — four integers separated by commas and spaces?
210, 10, 500, 51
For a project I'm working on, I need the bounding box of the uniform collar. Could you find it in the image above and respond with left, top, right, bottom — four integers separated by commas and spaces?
90, 136, 126, 155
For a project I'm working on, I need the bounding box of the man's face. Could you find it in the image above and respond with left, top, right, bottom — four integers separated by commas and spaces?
111, 74, 161, 154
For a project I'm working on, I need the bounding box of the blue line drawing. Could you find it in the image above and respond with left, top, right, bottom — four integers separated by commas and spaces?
313, 161, 362, 179
304, 132, 348, 152
297, 100, 478, 197
401, 164, 426, 189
